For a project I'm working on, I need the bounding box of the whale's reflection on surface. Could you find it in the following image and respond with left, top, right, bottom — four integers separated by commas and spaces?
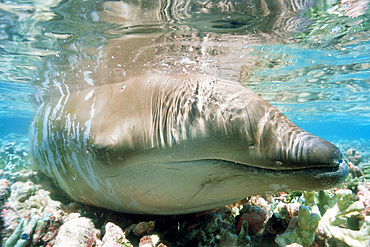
37, 0, 317, 92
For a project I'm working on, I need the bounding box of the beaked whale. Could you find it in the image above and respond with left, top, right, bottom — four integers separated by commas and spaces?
31, 74, 348, 214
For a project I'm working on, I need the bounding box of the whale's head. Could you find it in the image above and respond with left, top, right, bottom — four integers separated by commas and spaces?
122, 75, 348, 214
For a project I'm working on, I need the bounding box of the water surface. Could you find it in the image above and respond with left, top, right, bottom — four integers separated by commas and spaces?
0, 0, 369, 246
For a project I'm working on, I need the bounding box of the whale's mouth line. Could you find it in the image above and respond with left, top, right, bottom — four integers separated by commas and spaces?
198, 157, 344, 171
214, 158, 349, 176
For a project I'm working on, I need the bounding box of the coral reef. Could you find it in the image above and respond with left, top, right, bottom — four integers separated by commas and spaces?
0, 134, 29, 181
1, 177, 65, 246
358, 182, 370, 216
362, 163, 370, 180
318, 189, 370, 247
0, 179, 10, 243
54, 215, 98, 247
275, 206, 320, 247
236, 204, 267, 235
96, 222, 132, 247
133, 221, 155, 237
178, 208, 239, 246
347, 149, 362, 166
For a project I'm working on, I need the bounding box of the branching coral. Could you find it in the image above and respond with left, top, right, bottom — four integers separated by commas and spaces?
318, 189, 370, 247
273, 187, 370, 247
275, 205, 320, 247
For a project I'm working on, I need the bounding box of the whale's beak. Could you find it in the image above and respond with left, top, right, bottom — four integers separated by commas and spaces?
305, 138, 342, 166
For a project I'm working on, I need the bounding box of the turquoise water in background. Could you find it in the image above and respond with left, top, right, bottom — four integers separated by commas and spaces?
0, 0, 369, 143
243, 42, 370, 141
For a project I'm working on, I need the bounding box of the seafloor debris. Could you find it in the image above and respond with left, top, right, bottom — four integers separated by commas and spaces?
53, 215, 98, 247
96, 222, 131, 247
133, 221, 155, 236
0, 135, 370, 247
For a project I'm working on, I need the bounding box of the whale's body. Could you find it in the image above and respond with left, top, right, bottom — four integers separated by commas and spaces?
31, 74, 348, 214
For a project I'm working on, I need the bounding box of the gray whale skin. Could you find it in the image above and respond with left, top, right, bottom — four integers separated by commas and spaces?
30, 74, 349, 214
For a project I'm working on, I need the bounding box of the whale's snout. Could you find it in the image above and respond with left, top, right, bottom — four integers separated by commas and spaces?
305, 138, 342, 166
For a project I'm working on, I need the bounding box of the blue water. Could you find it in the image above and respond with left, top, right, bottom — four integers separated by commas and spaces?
0, 117, 31, 137
299, 121, 370, 141
0, 0, 369, 144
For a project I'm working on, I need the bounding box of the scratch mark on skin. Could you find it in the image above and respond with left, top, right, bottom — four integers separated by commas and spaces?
190, 174, 245, 203
136, 183, 165, 198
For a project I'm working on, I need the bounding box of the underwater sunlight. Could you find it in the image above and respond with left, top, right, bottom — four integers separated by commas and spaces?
0, 0, 369, 246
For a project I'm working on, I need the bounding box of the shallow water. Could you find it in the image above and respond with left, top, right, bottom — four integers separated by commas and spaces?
0, 0, 368, 141
0, 0, 369, 246
0, 0, 369, 198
